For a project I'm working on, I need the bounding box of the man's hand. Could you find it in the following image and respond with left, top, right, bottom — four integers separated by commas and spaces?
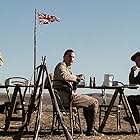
131, 66, 137, 72
76, 74, 85, 82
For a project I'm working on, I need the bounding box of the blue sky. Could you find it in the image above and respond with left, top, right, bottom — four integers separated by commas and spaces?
0, 0, 140, 94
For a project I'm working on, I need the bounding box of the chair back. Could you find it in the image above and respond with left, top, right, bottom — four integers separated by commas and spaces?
5, 77, 29, 102
5, 77, 29, 86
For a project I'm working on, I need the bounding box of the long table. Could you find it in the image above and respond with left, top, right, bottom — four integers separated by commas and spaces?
78, 85, 139, 133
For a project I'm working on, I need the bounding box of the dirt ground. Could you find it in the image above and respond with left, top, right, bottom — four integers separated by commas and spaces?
0, 93, 140, 140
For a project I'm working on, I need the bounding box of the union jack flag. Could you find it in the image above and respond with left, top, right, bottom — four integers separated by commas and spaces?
37, 12, 60, 24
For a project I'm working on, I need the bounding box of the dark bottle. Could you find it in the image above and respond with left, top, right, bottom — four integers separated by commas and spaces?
93, 77, 96, 87
89, 77, 93, 87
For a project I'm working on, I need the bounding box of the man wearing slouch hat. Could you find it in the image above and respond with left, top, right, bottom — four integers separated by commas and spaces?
124, 52, 140, 123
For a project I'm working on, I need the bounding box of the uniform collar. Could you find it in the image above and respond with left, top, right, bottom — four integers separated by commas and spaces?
62, 61, 71, 69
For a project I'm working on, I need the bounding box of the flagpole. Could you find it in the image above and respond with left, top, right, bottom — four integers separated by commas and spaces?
34, 8, 37, 85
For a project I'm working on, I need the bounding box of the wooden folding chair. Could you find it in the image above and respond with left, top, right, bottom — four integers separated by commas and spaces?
5, 77, 29, 102
99, 104, 121, 130
48, 81, 82, 137
99, 90, 122, 131
4, 76, 29, 131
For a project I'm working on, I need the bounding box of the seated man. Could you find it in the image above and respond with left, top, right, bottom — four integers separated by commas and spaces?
124, 52, 140, 123
53, 49, 101, 136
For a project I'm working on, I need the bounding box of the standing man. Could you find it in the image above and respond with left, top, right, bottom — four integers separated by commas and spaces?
124, 52, 140, 123
53, 49, 101, 136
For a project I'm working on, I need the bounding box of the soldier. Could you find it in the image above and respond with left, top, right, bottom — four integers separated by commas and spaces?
53, 49, 101, 136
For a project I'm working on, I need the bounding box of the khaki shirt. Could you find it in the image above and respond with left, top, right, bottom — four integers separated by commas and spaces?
53, 62, 77, 88
53, 62, 77, 106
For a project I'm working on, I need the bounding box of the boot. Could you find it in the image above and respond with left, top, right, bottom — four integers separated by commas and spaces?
83, 108, 95, 135
83, 108, 92, 130
83, 108, 103, 136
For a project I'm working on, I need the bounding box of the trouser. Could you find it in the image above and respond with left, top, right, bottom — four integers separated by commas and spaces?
57, 91, 99, 131
72, 94, 99, 113
73, 94, 99, 132
127, 95, 140, 122
57, 91, 99, 113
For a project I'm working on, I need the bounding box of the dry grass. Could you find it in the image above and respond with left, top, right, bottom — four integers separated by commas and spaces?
0, 93, 140, 140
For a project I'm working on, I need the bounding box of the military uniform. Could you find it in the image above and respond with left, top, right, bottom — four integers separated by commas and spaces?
53, 62, 99, 134
53, 62, 99, 112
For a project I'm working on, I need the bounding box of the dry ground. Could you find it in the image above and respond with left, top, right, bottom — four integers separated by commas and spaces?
0, 93, 140, 140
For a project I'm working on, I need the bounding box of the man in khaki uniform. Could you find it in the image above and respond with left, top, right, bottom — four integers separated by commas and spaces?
53, 49, 100, 136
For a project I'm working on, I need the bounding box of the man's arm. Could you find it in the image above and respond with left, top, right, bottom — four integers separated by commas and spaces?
129, 66, 137, 84
59, 64, 77, 82
54, 63, 78, 83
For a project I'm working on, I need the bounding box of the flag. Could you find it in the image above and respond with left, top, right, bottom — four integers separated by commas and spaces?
37, 11, 60, 24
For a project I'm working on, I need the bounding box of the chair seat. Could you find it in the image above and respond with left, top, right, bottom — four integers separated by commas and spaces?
99, 104, 121, 113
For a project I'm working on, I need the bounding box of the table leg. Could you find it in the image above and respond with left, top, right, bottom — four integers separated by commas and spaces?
120, 91, 139, 134
18, 87, 26, 123
4, 86, 19, 131
99, 89, 119, 132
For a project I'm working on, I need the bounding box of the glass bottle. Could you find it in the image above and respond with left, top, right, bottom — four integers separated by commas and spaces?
93, 77, 96, 87
90, 77, 93, 87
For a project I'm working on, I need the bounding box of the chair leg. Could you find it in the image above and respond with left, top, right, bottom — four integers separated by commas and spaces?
51, 112, 55, 134
77, 110, 82, 134
99, 106, 101, 127
57, 114, 62, 131
52, 107, 82, 137
99, 105, 107, 128
71, 109, 83, 135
